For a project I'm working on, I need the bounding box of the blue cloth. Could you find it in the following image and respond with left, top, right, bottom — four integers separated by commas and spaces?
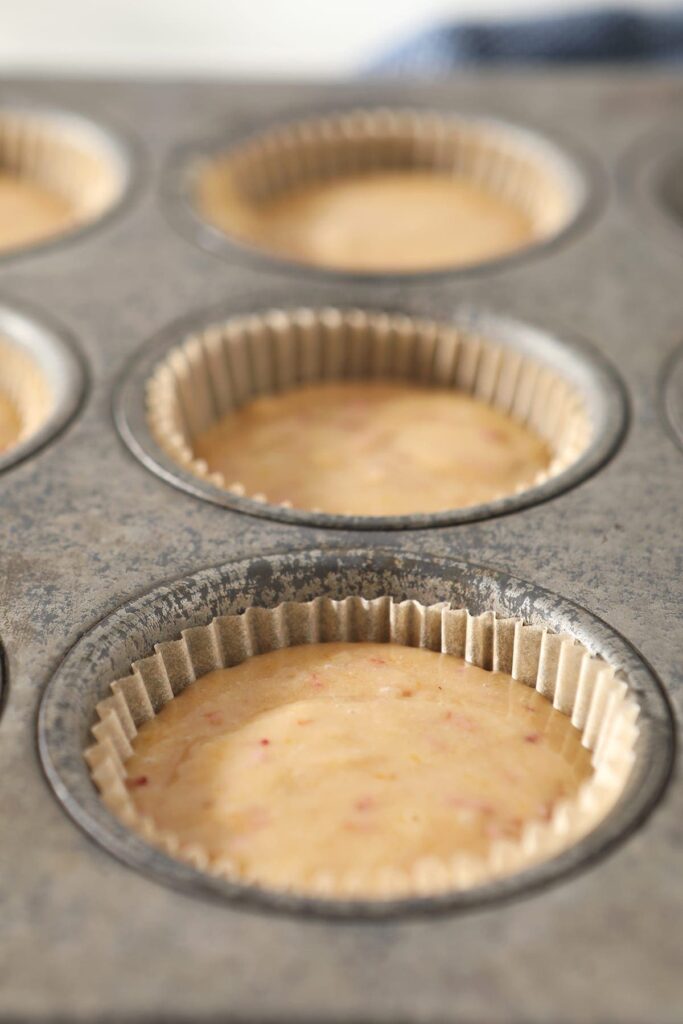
370, 7, 683, 73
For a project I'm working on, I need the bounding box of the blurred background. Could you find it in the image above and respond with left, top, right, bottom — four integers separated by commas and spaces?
1, 0, 680, 77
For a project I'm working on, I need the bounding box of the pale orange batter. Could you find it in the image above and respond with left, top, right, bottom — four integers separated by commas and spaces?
193, 381, 551, 516
0, 392, 21, 452
0, 172, 75, 252
197, 169, 535, 272
124, 642, 592, 894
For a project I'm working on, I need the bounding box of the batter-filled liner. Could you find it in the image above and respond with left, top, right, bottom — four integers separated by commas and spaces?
0, 334, 53, 454
146, 307, 592, 518
86, 597, 638, 900
191, 108, 583, 273
0, 109, 124, 254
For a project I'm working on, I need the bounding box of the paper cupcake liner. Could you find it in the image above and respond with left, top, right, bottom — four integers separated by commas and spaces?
193, 107, 582, 267
0, 334, 53, 451
85, 596, 638, 900
0, 110, 122, 244
145, 307, 592, 516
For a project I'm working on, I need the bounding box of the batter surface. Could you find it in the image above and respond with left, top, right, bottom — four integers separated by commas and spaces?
197, 169, 535, 272
124, 642, 592, 894
193, 381, 551, 516
0, 392, 21, 452
0, 172, 75, 252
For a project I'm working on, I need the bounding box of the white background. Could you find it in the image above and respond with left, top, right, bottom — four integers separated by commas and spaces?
0, 0, 673, 77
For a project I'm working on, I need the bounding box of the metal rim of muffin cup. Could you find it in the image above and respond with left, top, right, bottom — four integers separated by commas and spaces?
661, 341, 683, 453
0, 301, 86, 474
0, 100, 136, 265
38, 548, 675, 920
161, 106, 602, 283
114, 299, 627, 531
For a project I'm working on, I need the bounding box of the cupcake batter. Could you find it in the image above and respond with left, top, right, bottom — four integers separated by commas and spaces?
0, 172, 75, 252
124, 642, 593, 894
0, 391, 21, 452
193, 381, 551, 516
197, 169, 535, 272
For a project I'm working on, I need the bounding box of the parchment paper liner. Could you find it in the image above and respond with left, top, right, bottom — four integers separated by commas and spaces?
0, 110, 122, 248
146, 307, 592, 516
85, 596, 637, 900
193, 108, 582, 270
0, 334, 53, 451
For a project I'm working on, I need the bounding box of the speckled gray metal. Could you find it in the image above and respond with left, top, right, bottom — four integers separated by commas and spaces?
2, 74, 683, 1024
115, 302, 626, 529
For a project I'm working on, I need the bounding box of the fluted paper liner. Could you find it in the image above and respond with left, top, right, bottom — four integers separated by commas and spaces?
146, 307, 591, 516
0, 109, 123, 250
0, 334, 53, 452
85, 597, 638, 900
193, 108, 581, 271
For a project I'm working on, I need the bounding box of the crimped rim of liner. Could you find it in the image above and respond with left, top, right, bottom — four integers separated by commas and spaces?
0, 334, 53, 449
193, 107, 582, 257
146, 307, 592, 518
85, 597, 638, 900
0, 109, 123, 240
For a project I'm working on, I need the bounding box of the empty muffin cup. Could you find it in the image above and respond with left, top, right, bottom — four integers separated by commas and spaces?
85, 595, 638, 901
143, 306, 599, 522
0, 105, 129, 256
187, 108, 586, 274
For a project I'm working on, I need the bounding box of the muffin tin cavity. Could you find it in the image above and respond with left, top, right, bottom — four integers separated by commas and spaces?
622, 133, 683, 258
0, 105, 131, 258
0, 303, 84, 473
167, 108, 588, 276
115, 304, 625, 529
39, 548, 674, 918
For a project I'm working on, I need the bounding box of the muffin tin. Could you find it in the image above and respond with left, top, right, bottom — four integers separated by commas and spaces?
2, 74, 683, 1023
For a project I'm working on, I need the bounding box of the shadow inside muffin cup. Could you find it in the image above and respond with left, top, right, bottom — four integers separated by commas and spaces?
128, 305, 626, 529
0, 105, 130, 258
183, 108, 587, 276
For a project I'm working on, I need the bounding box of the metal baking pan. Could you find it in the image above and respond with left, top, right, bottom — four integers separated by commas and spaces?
1, 72, 682, 1023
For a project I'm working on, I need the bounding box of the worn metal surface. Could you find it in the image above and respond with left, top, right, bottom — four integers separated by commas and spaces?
1, 73, 683, 1023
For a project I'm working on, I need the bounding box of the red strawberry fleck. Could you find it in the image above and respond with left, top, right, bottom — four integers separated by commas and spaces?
444, 711, 477, 731
126, 775, 148, 788
524, 732, 541, 744
260, 738, 270, 747
449, 795, 493, 815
